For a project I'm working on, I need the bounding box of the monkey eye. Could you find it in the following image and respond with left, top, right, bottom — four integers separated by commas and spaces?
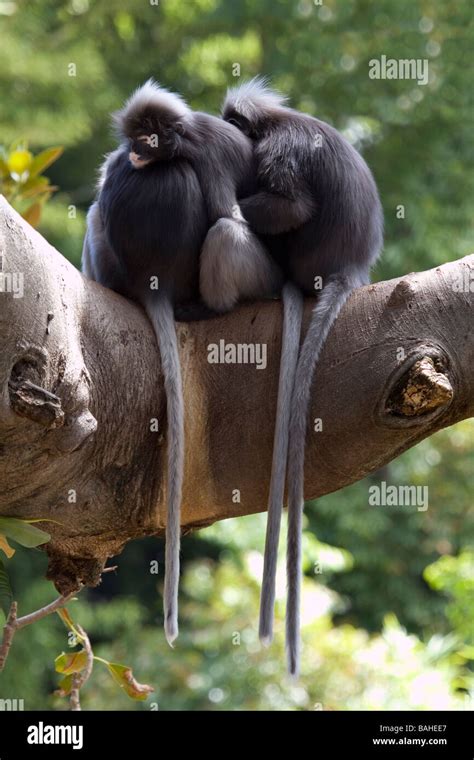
227, 117, 242, 129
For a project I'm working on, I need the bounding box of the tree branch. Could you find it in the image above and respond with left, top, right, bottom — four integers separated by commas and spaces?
0, 196, 472, 593
0, 590, 80, 672
0, 602, 18, 672
69, 624, 93, 711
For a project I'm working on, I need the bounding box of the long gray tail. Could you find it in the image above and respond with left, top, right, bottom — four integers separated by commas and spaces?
146, 296, 184, 647
286, 274, 356, 676
259, 283, 304, 645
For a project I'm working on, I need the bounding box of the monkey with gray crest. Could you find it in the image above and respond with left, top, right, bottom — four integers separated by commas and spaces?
82, 79, 282, 646
223, 77, 383, 676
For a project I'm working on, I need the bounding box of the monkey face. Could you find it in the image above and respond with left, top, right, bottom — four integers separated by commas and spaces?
116, 95, 187, 167
128, 124, 183, 168
223, 111, 253, 138
129, 135, 159, 169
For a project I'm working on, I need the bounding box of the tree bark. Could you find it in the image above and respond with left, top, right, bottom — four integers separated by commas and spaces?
0, 196, 472, 592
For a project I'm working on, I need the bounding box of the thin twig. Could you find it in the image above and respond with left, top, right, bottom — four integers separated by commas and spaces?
0, 587, 82, 672
69, 624, 94, 712
70, 675, 81, 711
16, 589, 80, 629
0, 564, 112, 676
0, 602, 18, 672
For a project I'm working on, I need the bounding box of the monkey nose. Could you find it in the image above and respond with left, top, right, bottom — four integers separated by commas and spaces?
129, 152, 147, 168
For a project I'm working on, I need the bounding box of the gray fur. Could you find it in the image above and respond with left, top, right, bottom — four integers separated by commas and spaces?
130, 79, 191, 116
82, 86, 207, 649
81, 202, 128, 294
199, 218, 282, 312
223, 79, 383, 676
145, 296, 184, 646
286, 271, 365, 676
81, 202, 101, 279
259, 282, 304, 645
223, 76, 288, 122
96, 149, 123, 191
81, 222, 93, 278
113, 78, 191, 139
83, 81, 285, 652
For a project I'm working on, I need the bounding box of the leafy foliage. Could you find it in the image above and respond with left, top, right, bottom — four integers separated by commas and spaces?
0, 558, 13, 618
0, 517, 51, 550
425, 551, 474, 645
0, 517, 51, 621
0, 141, 63, 226
0, 0, 472, 710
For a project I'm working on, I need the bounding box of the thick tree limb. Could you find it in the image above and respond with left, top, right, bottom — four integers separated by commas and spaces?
0, 197, 472, 592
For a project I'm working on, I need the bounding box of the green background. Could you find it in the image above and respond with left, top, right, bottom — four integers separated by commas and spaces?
0, 0, 473, 710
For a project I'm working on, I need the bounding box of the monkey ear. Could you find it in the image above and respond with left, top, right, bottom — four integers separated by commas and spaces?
175, 121, 185, 136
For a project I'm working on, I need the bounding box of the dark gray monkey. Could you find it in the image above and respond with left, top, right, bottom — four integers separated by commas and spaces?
223, 78, 383, 676
82, 80, 281, 646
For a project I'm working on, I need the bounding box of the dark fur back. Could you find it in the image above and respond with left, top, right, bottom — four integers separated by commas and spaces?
96, 139, 209, 647
224, 80, 384, 675
99, 148, 209, 304
252, 110, 382, 290
178, 112, 258, 221
186, 113, 255, 189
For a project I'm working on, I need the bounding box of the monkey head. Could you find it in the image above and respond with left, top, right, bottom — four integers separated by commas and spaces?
112, 79, 191, 168
222, 76, 288, 139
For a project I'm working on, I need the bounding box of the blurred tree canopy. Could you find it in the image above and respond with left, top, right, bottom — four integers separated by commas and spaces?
0, 0, 472, 710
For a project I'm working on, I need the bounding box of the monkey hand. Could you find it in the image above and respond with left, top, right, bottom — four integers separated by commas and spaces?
231, 204, 246, 223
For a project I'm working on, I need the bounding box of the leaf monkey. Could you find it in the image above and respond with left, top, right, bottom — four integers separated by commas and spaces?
223, 78, 383, 675
82, 80, 282, 646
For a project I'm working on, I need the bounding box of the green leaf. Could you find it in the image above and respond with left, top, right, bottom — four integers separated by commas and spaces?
56, 607, 76, 630
56, 674, 74, 697
104, 661, 154, 701
55, 650, 88, 675
54, 674, 74, 697
22, 202, 43, 227
20, 175, 50, 198
29, 147, 63, 177
0, 517, 51, 548
0, 558, 13, 618
56, 607, 82, 640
